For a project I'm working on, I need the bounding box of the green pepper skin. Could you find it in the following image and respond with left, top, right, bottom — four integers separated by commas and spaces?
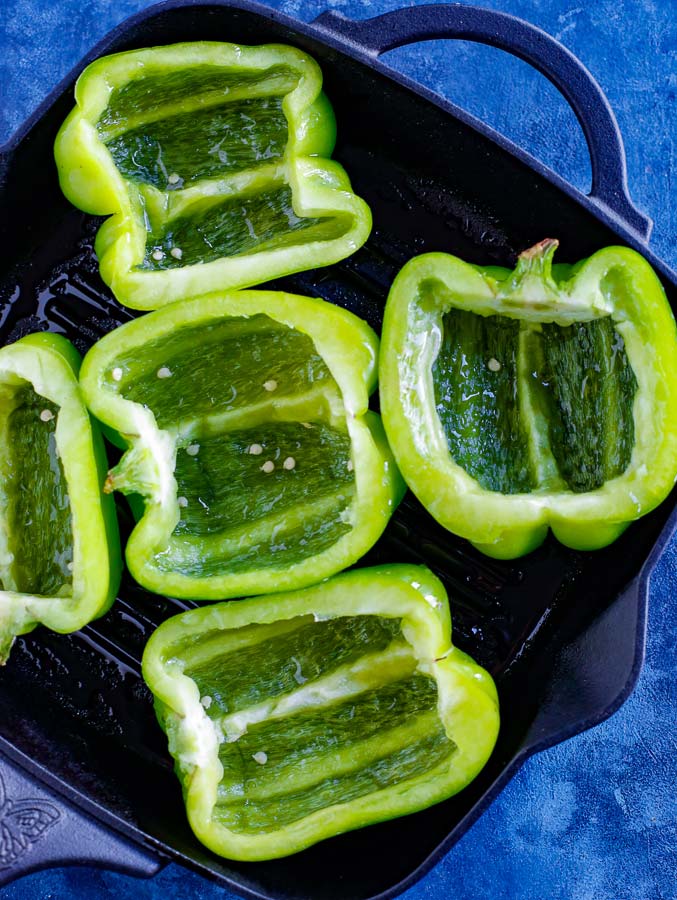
55, 42, 371, 310
380, 241, 677, 559
80, 290, 404, 599
0, 333, 120, 662
142, 564, 499, 861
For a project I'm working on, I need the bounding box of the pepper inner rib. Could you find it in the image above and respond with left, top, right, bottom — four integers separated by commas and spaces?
432, 303, 637, 494
0, 384, 73, 595
115, 314, 356, 577
180, 614, 456, 833
97, 63, 345, 268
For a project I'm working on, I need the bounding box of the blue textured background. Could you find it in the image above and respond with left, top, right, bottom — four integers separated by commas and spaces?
1, 1, 676, 898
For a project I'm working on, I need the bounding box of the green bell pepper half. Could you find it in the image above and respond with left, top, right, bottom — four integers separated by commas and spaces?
80, 290, 404, 599
0, 333, 120, 662
142, 564, 499, 861
54, 41, 371, 310
380, 240, 677, 559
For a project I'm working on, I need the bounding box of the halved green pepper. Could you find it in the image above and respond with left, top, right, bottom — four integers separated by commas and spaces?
55, 42, 371, 310
142, 564, 499, 861
380, 240, 677, 559
80, 290, 404, 599
0, 333, 120, 662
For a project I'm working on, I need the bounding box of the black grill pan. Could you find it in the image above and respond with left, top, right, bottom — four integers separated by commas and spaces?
0, 3, 675, 897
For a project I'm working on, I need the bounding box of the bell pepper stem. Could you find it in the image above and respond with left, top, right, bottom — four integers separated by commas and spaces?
500, 238, 561, 301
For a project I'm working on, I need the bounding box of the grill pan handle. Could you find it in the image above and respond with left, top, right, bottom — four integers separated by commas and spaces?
0, 751, 162, 886
312, 3, 652, 242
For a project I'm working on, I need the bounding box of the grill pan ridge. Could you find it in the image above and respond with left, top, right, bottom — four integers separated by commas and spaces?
0, 3, 676, 898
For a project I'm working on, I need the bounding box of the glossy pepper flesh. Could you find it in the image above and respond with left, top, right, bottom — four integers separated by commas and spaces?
80, 290, 404, 599
54, 42, 371, 310
0, 333, 120, 662
142, 564, 499, 861
380, 240, 677, 559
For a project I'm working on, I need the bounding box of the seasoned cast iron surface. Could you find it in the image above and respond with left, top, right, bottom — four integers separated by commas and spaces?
0, 5, 674, 898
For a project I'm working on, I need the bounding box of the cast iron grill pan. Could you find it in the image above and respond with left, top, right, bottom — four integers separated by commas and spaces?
0, 3, 675, 898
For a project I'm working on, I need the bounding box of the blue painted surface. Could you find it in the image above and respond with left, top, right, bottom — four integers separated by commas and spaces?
1, 0, 676, 898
